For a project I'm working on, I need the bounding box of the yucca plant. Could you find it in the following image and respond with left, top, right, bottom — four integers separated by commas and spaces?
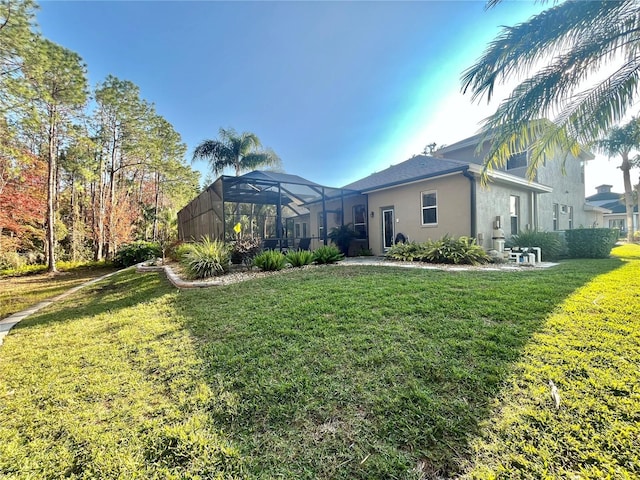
181, 237, 230, 279
423, 235, 489, 265
285, 249, 315, 268
385, 241, 425, 262
253, 250, 287, 271
312, 245, 344, 264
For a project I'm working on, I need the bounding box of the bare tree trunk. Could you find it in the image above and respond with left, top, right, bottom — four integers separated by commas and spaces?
46, 107, 57, 273
95, 154, 106, 261
621, 153, 634, 243
153, 171, 161, 241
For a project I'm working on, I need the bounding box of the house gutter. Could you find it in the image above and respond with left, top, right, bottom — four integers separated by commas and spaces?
462, 168, 477, 238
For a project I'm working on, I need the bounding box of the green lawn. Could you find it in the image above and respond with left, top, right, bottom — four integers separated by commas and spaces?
0, 246, 638, 479
0, 263, 118, 319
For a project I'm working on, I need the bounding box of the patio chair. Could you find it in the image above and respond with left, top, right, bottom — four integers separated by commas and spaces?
263, 238, 279, 250
297, 238, 311, 250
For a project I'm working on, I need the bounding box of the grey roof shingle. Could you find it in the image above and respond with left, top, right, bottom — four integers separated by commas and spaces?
342, 155, 470, 192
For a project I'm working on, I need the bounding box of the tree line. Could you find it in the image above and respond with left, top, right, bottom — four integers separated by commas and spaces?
0, 0, 200, 271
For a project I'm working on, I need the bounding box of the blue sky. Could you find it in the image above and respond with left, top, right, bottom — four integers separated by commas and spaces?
36, 1, 635, 194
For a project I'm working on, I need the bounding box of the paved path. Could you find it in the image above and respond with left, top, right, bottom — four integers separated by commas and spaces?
0, 270, 122, 347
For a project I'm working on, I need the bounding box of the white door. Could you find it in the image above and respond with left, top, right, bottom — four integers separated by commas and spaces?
382, 208, 395, 250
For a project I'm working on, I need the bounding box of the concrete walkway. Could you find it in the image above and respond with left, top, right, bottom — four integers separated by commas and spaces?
0, 270, 122, 347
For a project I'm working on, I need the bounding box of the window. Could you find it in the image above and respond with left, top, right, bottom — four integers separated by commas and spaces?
317, 212, 324, 238
568, 206, 574, 230
553, 203, 559, 230
510, 195, 520, 235
302, 222, 307, 238
421, 191, 437, 225
507, 152, 527, 170
295, 224, 301, 238
353, 204, 367, 238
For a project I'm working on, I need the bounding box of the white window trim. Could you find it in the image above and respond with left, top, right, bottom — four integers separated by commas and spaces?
421, 190, 438, 226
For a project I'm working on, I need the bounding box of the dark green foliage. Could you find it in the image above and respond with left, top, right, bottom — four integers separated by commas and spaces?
113, 241, 161, 267
328, 224, 358, 255
285, 249, 314, 268
385, 241, 426, 261
181, 237, 230, 278
423, 235, 489, 265
253, 250, 287, 271
386, 236, 489, 265
507, 229, 564, 261
230, 236, 261, 266
565, 228, 619, 258
312, 245, 344, 264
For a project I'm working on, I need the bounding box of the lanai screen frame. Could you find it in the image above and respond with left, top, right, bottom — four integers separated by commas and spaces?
177, 171, 361, 244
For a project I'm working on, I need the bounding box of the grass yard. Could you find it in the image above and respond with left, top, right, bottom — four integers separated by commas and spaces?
0, 263, 118, 319
0, 245, 639, 479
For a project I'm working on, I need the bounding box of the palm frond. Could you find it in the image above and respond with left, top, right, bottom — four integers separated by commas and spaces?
192, 139, 235, 175
462, 1, 636, 102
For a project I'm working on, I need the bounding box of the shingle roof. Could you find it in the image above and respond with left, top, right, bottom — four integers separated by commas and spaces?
601, 200, 639, 214
342, 155, 470, 192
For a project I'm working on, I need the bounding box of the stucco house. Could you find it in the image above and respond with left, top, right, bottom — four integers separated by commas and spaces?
586, 184, 639, 235
178, 133, 607, 256
303, 134, 605, 255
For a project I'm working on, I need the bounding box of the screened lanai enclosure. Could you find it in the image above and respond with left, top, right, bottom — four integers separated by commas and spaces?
177, 171, 363, 250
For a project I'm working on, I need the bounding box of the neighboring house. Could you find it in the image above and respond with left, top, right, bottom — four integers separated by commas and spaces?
586, 184, 639, 234
179, 133, 608, 256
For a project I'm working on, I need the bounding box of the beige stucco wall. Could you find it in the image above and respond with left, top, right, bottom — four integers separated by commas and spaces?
475, 181, 533, 248
442, 142, 596, 233
366, 174, 471, 255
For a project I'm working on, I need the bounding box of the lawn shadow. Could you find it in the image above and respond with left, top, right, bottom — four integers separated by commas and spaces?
174, 258, 625, 479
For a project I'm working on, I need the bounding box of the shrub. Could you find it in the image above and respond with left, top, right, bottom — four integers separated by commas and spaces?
172, 242, 193, 263
230, 236, 262, 266
507, 229, 564, 261
0, 251, 26, 271
328, 224, 357, 256
253, 250, 287, 271
385, 241, 426, 262
565, 228, 619, 258
423, 235, 489, 265
181, 237, 230, 278
313, 245, 344, 264
113, 241, 161, 267
285, 249, 315, 268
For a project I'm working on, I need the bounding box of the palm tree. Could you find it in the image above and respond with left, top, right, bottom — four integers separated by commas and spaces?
192, 127, 280, 177
596, 118, 640, 242
461, 1, 640, 178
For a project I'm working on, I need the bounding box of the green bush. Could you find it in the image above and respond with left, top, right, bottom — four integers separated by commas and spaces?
423, 235, 489, 265
113, 241, 161, 267
312, 245, 344, 264
565, 228, 619, 258
285, 249, 315, 268
253, 250, 287, 271
172, 242, 193, 262
507, 229, 564, 261
181, 237, 230, 278
0, 251, 26, 271
230, 236, 262, 266
385, 241, 426, 261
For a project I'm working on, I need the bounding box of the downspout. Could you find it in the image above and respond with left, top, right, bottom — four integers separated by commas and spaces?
365, 193, 370, 249
322, 187, 328, 245
463, 169, 477, 238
